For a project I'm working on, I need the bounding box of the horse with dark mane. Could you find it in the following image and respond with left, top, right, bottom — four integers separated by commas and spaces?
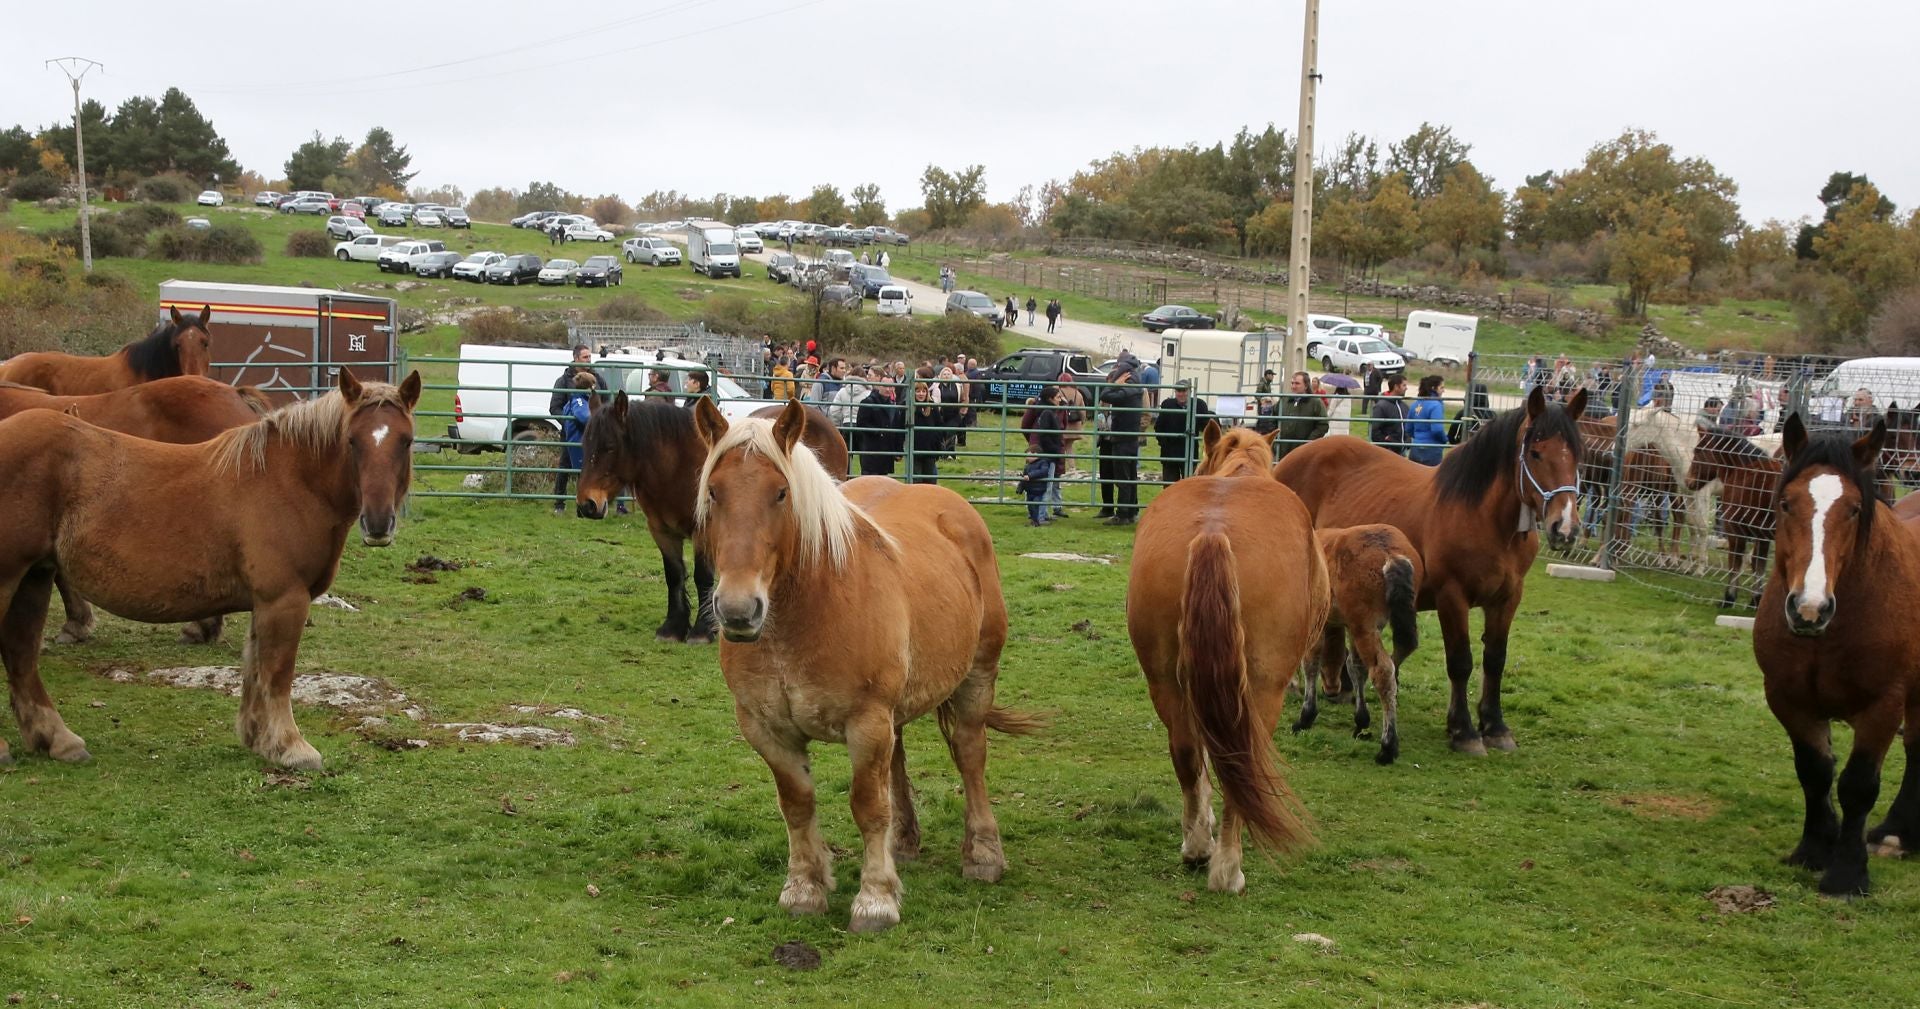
0, 370, 420, 768
574, 392, 847, 642
0, 306, 213, 395
0, 375, 273, 645
1274, 386, 1587, 755
1685, 428, 1783, 609
1755, 414, 1920, 896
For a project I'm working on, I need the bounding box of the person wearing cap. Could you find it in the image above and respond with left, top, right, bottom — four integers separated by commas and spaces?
1256, 368, 1277, 396
1153, 379, 1212, 483
1096, 359, 1145, 524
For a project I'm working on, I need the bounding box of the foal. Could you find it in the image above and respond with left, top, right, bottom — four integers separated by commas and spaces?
1291, 524, 1423, 765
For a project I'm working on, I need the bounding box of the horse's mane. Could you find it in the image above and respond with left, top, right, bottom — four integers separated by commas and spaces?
209, 383, 408, 474
1433, 403, 1581, 505
1197, 430, 1272, 477
122, 319, 190, 381
696, 418, 885, 568
1779, 430, 1880, 549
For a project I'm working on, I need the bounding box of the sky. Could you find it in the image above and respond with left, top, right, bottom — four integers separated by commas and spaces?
5, 0, 1914, 226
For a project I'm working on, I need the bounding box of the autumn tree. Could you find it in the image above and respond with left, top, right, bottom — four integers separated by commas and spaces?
1420, 163, 1505, 263
848, 183, 887, 226
1806, 183, 1920, 339
920, 164, 987, 230
1386, 122, 1470, 200
468, 187, 519, 223
805, 184, 849, 224
589, 194, 633, 226
1244, 199, 1292, 257
1607, 198, 1691, 317
409, 183, 467, 206
1731, 220, 1792, 288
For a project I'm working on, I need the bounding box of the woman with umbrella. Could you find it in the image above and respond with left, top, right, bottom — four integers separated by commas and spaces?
1319, 372, 1361, 437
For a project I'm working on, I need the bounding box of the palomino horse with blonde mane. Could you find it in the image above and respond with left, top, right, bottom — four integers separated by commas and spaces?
0, 376, 273, 646
1127, 422, 1328, 893
0, 369, 420, 768
691, 398, 1038, 932
1756, 415, 1920, 896
0, 306, 213, 394
1275, 386, 1587, 755
1291, 523, 1423, 765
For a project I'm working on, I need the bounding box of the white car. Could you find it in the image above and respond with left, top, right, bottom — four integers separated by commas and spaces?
326, 215, 371, 241
1314, 333, 1406, 375
414, 210, 444, 228
335, 234, 409, 262
196, 190, 223, 207
377, 238, 447, 273
564, 222, 614, 242
875, 285, 912, 317
185, 217, 212, 230
622, 237, 681, 265
736, 229, 764, 254
451, 252, 507, 282
537, 259, 580, 285
253, 191, 281, 206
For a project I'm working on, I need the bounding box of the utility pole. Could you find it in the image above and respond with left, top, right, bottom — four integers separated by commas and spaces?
47, 57, 104, 273
1282, 1, 1321, 376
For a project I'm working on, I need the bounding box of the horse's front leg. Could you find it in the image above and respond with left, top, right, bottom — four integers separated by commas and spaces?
647, 521, 691, 642
1476, 595, 1520, 751
3, 568, 89, 761
238, 593, 320, 770
686, 550, 717, 646
846, 707, 903, 932
1822, 704, 1901, 897
738, 709, 834, 917
1437, 590, 1482, 755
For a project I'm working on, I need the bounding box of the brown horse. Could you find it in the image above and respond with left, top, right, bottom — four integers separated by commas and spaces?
574, 392, 847, 643
691, 398, 1036, 932
0, 369, 421, 768
1756, 415, 1920, 896
1291, 524, 1423, 765
1685, 429, 1782, 609
0, 306, 213, 394
1127, 422, 1327, 893
1274, 386, 1588, 755
0, 376, 272, 645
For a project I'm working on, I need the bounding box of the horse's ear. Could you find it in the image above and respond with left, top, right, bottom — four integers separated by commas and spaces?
1526, 384, 1547, 419
691, 394, 727, 446
1261, 426, 1281, 446
397, 370, 422, 410
610, 390, 629, 423
337, 368, 364, 404
1783, 413, 1808, 461
196, 304, 212, 329
1565, 387, 1589, 420
1201, 419, 1224, 458
771, 399, 808, 456
1855, 418, 1888, 470
169, 305, 186, 329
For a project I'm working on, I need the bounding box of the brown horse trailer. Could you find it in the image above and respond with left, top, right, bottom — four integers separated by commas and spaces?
158, 280, 397, 403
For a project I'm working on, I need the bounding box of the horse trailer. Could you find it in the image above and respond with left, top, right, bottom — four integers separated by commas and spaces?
157, 279, 397, 403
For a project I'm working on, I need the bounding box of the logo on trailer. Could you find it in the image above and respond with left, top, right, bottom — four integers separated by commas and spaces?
349, 334, 367, 353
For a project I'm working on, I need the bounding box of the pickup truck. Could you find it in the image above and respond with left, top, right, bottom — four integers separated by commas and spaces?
1309, 330, 1405, 375
981, 348, 1101, 402
378, 239, 448, 274
334, 233, 408, 263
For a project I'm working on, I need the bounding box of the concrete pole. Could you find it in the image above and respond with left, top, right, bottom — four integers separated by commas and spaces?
47, 58, 103, 274
1282, 0, 1321, 376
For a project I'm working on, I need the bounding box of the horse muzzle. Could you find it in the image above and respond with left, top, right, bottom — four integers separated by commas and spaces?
1785, 592, 1835, 637
360, 512, 398, 547
715, 593, 767, 642
576, 498, 606, 520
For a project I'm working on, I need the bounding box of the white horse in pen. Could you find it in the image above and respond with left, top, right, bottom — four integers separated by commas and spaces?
1585, 406, 1721, 572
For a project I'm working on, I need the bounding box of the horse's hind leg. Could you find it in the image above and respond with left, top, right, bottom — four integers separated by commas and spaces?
1868, 704, 1920, 857
1821, 705, 1902, 896
738, 713, 834, 917
1349, 644, 1372, 737
1353, 629, 1398, 764
2, 568, 88, 762
1147, 676, 1213, 866
239, 595, 321, 770
51, 571, 95, 645
847, 707, 904, 932
1291, 625, 1344, 734
1720, 538, 1746, 610
938, 669, 1010, 884
889, 733, 921, 861
179, 614, 225, 645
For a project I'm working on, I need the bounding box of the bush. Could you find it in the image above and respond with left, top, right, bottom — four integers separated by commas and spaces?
149, 222, 263, 265
589, 293, 669, 323
460, 308, 568, 346
7, 173, 64, 201
285, 230, 333, 258
120, 203, 181, 232
0, 230, 151, 359
135, 172, 198, 203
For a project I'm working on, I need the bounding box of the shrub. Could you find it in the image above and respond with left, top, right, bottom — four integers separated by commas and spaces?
589, 293, 669, 323
0, 230, 151, 359
134, 172, 197, 203
120, 203, 181, 232
7, 173, 63, 201
149, 222, 263, 265
460, 308, 567, 346
285, 230, 333, 258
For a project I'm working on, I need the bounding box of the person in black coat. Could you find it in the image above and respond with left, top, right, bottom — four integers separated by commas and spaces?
1152, 380, 1212, 483
908, 381, 944, 484
854, 380, 906, 476
1097, 362, 1146, 524
1370, 374, 1410, 456
549, 345, 614, 511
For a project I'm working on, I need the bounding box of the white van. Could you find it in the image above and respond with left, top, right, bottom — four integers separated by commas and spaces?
684, 219, 741, 278
1811, 357, 1920, 422
1400, 310, 1479, 367
452, 344, 772, 446
875, 285, 912, 317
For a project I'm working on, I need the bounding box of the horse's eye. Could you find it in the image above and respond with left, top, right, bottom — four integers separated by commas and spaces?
1529, 450, 1541, 461
775, 488, 788, 504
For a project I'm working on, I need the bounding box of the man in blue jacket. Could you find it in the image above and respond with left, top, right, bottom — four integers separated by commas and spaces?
1407, 374, 1449, 466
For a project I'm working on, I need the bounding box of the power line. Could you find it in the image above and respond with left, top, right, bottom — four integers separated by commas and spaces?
47, 57, 104, 273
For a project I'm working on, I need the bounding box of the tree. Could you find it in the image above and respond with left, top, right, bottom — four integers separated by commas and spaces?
1244, 199, 1292, 257
1386, 122, 1470, 201
1355, 173, 1421, 274
920, 164, 987, 230
1319, 132, 1381, 197
966, 203, 1022, 239
1819, 172, 1894, 222
848, 183, 886, 227
1421, 163, 1505, 262
103, 96, 163, 179
0, 125, 36, 176
518, 180, 580, 215
284, 132, 351, 191
468, 186, 519, 223
348, 127, 415, 191
1731, 220, 1792, 287
804, 184, 848, 224
1809, 183, 1920, 338
589, 194, 633, 226
1607, 198, 1690, 317
1507, 172, 1555, 248
154, 89, 239, 183
410, 183, 467, 207
38, 99, 107, 184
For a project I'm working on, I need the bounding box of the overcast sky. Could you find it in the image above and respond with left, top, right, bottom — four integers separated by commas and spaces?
8, 0, 1913, 225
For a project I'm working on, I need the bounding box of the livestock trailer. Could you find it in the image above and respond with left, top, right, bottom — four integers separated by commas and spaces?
157, 280, 397, 403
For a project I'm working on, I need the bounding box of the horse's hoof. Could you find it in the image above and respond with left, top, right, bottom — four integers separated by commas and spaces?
779, 881, 829, 917
1870, 834, 1908, 858
848, 894, 901, 933
1206, 866, 1246, 895
274, 740, 324, 771
53, 629, 88, 645
684, 632, 714, 646
1817, 867, 1870, 898
49, 732, 91, 763
1181, 853, 1212, 871
1784, 844, 1832, 871
1450, 736, 1488, 757
1483, 731, 1517, 752
654, 629, 686, 644
962, 859, 1004, 883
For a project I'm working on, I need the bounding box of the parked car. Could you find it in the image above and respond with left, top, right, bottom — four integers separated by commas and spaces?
1142, 305, 1216, 333
442, 207, 471, 228
452, 345, 778, 447
196, 190, 223, 207
450, 251, 506, 281
340, 201, 368, 220
326, 215, 372, 241
253, 191, 281, 206
185, 217, 212, 230
542, 214, 589, 237
485, 254, 543, 285
823, 249, 856, 272
946, 290, 1004, 331
982, 348, 1101, 401
414, 209, 444, 228
622, 237, 681, 266
334, 233, 409, 263
791, 262, 833, 291
510, 210, 557, 228
378, 238, 448, 273
736, 228, 764, 254
764, 251, 798, 283
413, 250, 465, 278
281, 196, 331, 215
376, 203, 414, 226
538, 259, 580, 285
573, 255, 624, 288
820, 284, 862, 310
1314, 333, 1406, 375
564, 222, 614, 242
847, 263, 892, 298
868, 225, 910, 246
1308, 323, 1394, 360
875, 285, 912, 317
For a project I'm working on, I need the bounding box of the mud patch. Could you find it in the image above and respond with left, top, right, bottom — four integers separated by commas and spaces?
1704, 884, 1775, 914
1609, 793, 1721, 821
771, 940, 821, 971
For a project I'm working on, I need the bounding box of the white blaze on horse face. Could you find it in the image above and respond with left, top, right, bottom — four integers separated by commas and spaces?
1797, 474, 1844, 619
371, 424, 390, 447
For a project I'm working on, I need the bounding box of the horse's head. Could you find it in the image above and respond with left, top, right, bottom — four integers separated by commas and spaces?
340, 368, 422, 546
1774, 413, 1883, 636
1518, 385, 1586, 549
168, 305, 213, 377
693, 398, 813, 642
576, 390, 628, 520
1195, 421, 1276, 478
1685, 427, 1724, 491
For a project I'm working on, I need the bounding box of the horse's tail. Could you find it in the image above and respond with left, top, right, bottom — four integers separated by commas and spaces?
1178, 530, 1309, 854
984, 707, 1048, 735
1384, 555, 1419, 657
234, 385, 273, 415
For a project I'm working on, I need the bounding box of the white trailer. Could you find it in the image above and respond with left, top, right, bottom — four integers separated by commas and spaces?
1401, 310, 1478, 367
684, 219, 741, 278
